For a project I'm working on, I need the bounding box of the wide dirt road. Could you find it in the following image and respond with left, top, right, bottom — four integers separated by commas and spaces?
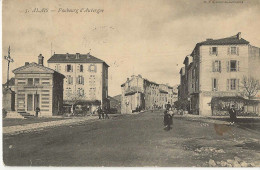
3, 111, 260, 167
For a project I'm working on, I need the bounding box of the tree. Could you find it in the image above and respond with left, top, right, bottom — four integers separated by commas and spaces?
66, 90, 86, 114
241, 76, 259, 100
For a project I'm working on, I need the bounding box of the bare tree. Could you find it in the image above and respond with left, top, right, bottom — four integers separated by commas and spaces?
241, 76, 259, 100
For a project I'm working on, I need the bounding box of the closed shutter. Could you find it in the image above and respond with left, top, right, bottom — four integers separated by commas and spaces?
77, 65, 80, 72
71, 77, 73, 84
227, 47, 230, 55
65, 65, 67, 72
212, 78, 214, 91
71, 65, 73, 72
237, 61, 240, 71
209, 47, 212, 55
227, 79, 230, 90
212, 61, 215, 72
82, 77, 84, 85
59, 65, 61, 72
219, 61, 221, 72
237, 47, 239, 56
237, 79, 240, 91
216, 79, 218, 91
227, 61, 230, 72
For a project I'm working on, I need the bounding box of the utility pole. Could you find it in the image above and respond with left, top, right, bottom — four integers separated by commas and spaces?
4, 46, 14, 88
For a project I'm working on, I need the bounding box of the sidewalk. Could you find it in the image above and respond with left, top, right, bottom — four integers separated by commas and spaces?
3, 115, 98, 135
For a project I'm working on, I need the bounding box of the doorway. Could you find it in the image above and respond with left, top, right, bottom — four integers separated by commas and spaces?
27, 94, 33, 111
34, 94, 40, 111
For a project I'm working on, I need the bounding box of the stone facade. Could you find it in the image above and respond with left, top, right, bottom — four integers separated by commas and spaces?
121, 75, 177, 114
178, 32, 260, 116
12, 55, 65, 116
47, 53, 109, 110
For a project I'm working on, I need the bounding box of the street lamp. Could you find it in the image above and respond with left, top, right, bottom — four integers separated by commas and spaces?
4, 46, 14, 88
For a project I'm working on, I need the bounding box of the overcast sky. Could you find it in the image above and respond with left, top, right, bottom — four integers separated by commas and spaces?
2, 0, 260, 96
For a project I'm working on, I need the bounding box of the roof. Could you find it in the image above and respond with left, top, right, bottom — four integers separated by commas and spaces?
47, 53, 109, 67
197, 33, 249, 46
13, 62, 65, 78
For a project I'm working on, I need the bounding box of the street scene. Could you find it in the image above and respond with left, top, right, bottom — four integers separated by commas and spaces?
2, 0, 260, 167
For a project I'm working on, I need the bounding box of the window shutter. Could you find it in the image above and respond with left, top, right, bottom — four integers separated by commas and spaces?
227, 61, 230, 72
65, 65, 67, 72
212, 61, 215, 72
209, 47, 212, 55
71, 77, 73, 84
237, 61, 240, 71
59, 65, 61, 71
77, 65, 80, 72
227, 79, 230, 90
216, 47, 218, 56
227, 47, 230, 55
237, 79, 240, 91
212, 78, 214, 91
237, 47, 239, 56
82, 77, 84, 85
216, 79, 218, 91
71, 65, 73, 72
219, 61, 221, 72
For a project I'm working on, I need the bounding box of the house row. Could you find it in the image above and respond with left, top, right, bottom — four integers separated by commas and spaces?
3, 53, 109, 117
121, 75, 177, 114
178, 32, 260, 116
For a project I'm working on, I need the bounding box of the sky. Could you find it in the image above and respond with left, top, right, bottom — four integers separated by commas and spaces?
2, 0, 260, 96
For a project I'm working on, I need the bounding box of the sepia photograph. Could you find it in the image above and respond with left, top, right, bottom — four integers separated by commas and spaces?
1, 0, 260, 167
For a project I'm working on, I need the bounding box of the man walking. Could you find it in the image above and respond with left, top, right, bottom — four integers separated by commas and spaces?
229, 104, 237, 125
35, 107, 40, 117
97, 106, 102, 119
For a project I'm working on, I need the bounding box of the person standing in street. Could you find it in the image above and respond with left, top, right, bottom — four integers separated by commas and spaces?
166, 102, 171, 111
229, 104, 237, 125
97, 106, 102, 119
35, 107, 40, 117
101, 107, 105, 119
163, 110, 173, 131
104, 106, 109, 119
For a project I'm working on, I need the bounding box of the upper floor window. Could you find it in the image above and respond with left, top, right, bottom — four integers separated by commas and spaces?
67, 75, 73, 85
77, 76, 84, 85
55, 64, 61, 72
212, 78, 218, 91
28, 78, 33, 85
227, 79, 240, 91
66, 64, 73, 72
77, 88, 84, 96
34, 78, 40, 85
228, 46, 239, 55
210, 47, 218, 55
227, 60, 239, 72
212, 60, 221, 72
80, 65, 84, 72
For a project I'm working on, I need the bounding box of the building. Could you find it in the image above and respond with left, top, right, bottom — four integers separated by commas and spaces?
47, 53, 109, 111
108, 95, 121, 113
121, 75, 177, 114
12, 54, 65, 116
178, 32, 260, 116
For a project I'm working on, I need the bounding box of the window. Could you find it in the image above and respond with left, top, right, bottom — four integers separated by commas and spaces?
28, 78, 33, 85
67, 76, 73, 85
80, 65, 84, 72
212, 78, 218, 91
66, 64, 73, 72
230, 60, 237, 72
77, 76, 84, 85
230, 79, 236, 90
231, 47, 237, 55
77, 88, 84, 96
210, 47, 218, 55
212, 60, 221, 72
34, 78, 40, 85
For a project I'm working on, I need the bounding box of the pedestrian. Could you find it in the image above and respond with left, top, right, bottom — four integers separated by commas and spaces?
104, 107, 109, 119
101, 107, 105, 119
97, 106, 102, 119
163, 110, 173, 131
229, 104, 237, 125
35, 107, 40, 117
166, 102, 171, 111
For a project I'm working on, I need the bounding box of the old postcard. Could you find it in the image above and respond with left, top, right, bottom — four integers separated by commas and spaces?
2, 0, 260, 167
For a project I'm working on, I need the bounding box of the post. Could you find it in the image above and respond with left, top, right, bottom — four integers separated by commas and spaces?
4, 46, 14, 88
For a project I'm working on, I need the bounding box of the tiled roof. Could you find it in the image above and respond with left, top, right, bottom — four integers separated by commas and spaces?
47, 53, 109, 66
197, 34, 249, 46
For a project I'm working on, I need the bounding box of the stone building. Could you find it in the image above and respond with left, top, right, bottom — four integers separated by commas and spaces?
47, 53, 109, 111
121, 75, 177, 114
178, 32, 260, 116
12, 54, 65, 116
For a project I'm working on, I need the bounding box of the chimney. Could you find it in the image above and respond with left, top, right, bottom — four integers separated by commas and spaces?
38, 54, 44, 66
66, 53, 69, 59
76, 53, 80, 59
237, 32, 241, 39
25, 62, 29, 66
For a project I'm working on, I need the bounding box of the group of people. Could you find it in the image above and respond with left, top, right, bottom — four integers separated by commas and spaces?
96, 106, 109, 119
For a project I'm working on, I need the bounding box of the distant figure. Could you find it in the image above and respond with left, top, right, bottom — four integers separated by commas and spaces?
97, 107, 102, 119
35, 107, 40, 117
101, 107, 105, 119
166, 102, 171, 111
104, 107, 109, 119
229, 105, 237, 124
163, 110, 173, 131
